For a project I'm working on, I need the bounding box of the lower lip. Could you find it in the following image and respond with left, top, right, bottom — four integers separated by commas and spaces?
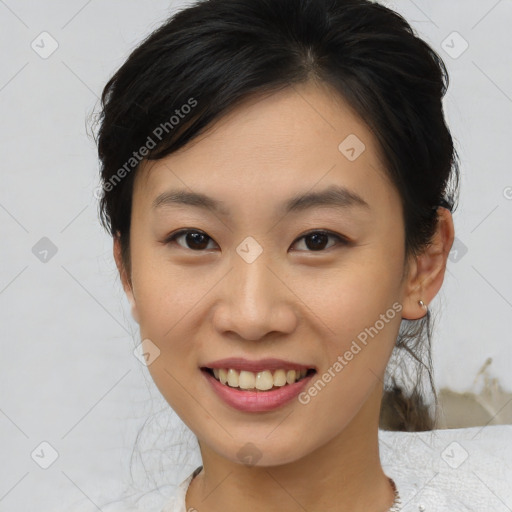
201, 369, 315, 412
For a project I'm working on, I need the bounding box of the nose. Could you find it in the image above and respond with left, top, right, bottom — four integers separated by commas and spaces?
212, 246, 298, 341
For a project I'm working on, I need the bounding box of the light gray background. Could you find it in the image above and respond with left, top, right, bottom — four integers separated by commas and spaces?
1, 1, 511, 511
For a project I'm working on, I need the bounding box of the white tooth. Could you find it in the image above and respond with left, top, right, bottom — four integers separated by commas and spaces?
286, 370, 297, 384
227, 368, 239, 387
239, 370, 256, 389
255, 370, 274, 390
272, 369, 287, 387
216, 368, 306, 389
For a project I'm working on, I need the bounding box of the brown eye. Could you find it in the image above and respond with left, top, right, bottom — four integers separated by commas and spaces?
165, 229, 217, 251
291, 230, 348, 252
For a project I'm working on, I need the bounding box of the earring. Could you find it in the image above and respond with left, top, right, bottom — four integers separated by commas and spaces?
418, 299, 427, 310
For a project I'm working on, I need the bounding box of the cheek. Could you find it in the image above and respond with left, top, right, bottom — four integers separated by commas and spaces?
129, 246, 207, 420
294, 239, 404, 366
302, 248, 402, 326
129, 240, 196, 342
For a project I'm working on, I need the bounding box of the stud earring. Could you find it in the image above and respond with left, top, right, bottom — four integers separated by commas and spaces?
418, 299, 427, 310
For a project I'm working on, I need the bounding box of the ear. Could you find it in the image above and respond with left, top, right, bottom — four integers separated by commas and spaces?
401, 207, 455, 320
113, 233, 140, 324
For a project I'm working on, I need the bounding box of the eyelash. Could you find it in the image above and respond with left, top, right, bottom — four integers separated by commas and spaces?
163, 229, 350, 252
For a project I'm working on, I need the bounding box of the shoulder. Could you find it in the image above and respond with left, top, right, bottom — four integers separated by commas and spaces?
160, 465, 203, 512
64, 497, 141, 512
379, 425, 512, 511
64, 466, 202, 512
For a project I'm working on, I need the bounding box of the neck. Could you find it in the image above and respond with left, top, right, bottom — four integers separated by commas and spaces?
186, 382, 396, 512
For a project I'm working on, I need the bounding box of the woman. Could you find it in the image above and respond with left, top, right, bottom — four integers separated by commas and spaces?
92, 1, 509, 511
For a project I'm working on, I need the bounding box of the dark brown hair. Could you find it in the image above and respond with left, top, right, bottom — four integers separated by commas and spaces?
94, 0, 459, 431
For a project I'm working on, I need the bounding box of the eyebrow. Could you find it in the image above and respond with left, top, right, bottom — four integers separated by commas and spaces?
151, 184, 370, 216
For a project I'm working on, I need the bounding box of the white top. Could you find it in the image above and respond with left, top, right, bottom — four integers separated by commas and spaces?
160, 425, 512, 512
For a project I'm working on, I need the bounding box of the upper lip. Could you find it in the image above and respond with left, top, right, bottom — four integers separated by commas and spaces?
201, 357, 317, 373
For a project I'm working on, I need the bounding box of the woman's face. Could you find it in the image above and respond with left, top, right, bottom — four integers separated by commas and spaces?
121, 81, 413, 466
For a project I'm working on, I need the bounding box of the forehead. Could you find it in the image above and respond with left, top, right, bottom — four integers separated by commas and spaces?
134, 81, 394, 209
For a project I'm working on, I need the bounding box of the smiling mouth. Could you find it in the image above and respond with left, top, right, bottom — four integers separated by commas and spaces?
201, 367, 316, 392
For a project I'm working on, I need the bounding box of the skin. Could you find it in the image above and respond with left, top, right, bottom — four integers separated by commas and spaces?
113, 80, 454, 512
